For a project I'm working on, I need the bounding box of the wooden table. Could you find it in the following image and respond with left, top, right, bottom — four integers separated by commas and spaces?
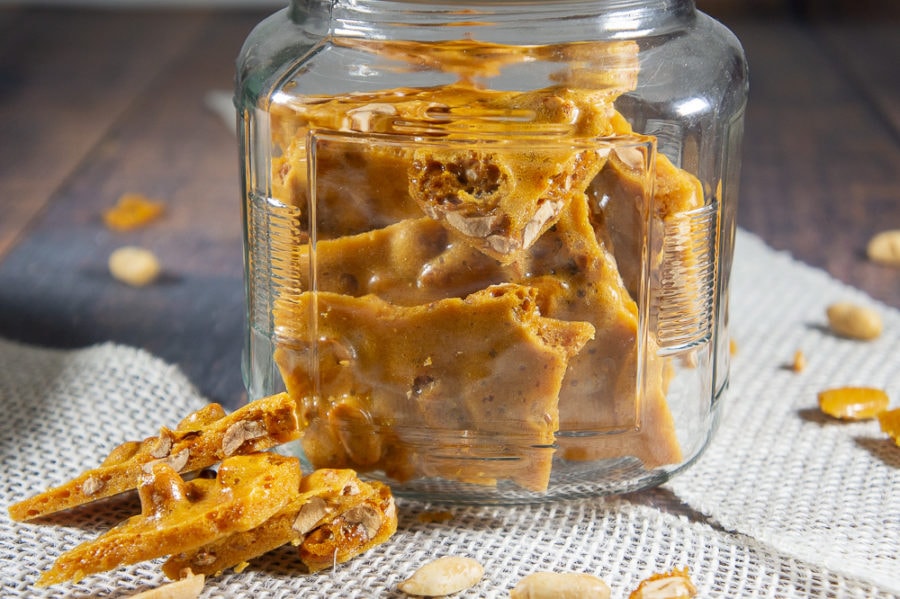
1, 6, 898, 409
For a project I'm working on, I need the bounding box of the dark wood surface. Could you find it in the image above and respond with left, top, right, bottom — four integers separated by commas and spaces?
1, 5, 898, 409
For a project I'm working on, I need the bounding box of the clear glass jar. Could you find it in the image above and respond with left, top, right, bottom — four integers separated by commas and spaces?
237, 0, 748, 503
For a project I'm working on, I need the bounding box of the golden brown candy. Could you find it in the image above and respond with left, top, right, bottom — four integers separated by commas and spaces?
818, 387, 890, 421
38, 453, 301, 586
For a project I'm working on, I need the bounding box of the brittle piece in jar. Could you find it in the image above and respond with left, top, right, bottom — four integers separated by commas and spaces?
295, 217, 507, 305
272, 134, 423, 239
9, 393, 300, 522
37, 453, 301, 586
274, 284, 595, 492
408, 142, 607, 264
523, 192, 682, 467
162, 468, 397, 577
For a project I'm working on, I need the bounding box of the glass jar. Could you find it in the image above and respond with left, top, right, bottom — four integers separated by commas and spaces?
236, 0, 748, 503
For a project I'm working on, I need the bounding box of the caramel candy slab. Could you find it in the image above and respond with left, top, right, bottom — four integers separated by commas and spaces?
9, 393, 300, 522
38, 453, 301, 587
275, 284, 594, 491
162, 468, 396, 578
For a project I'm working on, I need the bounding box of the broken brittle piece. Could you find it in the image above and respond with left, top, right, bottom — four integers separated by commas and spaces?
161, 468, 397, 577
298, 476, 397, 572
37, 453, 301, 586
9, 393, 300, 522
103, 193, 165, 231
275, 284, 594, 491
408, 142, 607, 264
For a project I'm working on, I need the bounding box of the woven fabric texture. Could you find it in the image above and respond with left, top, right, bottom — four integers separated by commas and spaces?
2, 229, 898, 598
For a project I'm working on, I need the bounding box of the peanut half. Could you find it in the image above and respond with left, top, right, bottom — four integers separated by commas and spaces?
867, 230, 900, 267
826, 302, 883, 341
109, 246, 161, 287
510, 571, 611, 599
127, 570, 204, 599
398, 556, 483, 597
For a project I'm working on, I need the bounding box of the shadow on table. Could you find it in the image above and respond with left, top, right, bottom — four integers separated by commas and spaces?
855, 437, 900, 469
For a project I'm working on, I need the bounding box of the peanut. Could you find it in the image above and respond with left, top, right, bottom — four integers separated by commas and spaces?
127, 570, 204, 599
826, 301, 883, 341
108, 246, 161, 287
867, 230, 900, 267
511, 571, 611, 599
398, 556, 483, 597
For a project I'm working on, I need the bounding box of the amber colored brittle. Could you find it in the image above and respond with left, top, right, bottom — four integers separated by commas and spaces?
818, 387, 890, 421
878, 408, 900, 445
103, 193, 165, 231
9, 393, 300, 522
162, 468, 397, 577
522, 192, 681, 466
408, 143, 607, 264
267, 79, 710, 490
275, 284, 594, 491
37, 453, 301, 586
629, 567, 697, 599
296, 217, 506, 305
298, 478, 398, 572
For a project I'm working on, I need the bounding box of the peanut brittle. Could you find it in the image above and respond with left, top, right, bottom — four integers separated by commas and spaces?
271, 83, 628, 244
9, 393, 300, 522
38, 453, 301, 586
265, 76, 710, 490
297, 477, 397, 572
523, 192, 681, 466
296, 217, 506, 305
275, 284, 594, 491
162, 468, 397, 577
408, 142, 607, 264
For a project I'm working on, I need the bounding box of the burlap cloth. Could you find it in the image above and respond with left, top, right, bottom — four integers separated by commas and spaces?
2, 229, 898, 598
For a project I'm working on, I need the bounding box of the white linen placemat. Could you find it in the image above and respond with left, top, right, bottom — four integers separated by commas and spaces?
668, 231, 900, 594
1, 229, 898, 597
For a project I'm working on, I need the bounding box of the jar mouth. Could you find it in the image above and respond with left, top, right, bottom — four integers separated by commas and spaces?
306, 0, 696, 42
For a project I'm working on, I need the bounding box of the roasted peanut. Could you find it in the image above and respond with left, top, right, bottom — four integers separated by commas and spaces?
867, 230, 900, 267
128, 570, 204, 599
109, 246, 161, 287
826, 302, 883, 341
398, 556, 483, 597
510, 571, 611, 599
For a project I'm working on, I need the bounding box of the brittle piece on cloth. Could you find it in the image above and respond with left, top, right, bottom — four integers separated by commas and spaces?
298, 477, 397, 573
9, 393, 300, 522
37, 453, 301, 586
274, 284, 595, 492
161, 468, 397, 577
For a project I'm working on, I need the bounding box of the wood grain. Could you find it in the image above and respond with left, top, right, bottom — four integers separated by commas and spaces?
0, 8, 211, 260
